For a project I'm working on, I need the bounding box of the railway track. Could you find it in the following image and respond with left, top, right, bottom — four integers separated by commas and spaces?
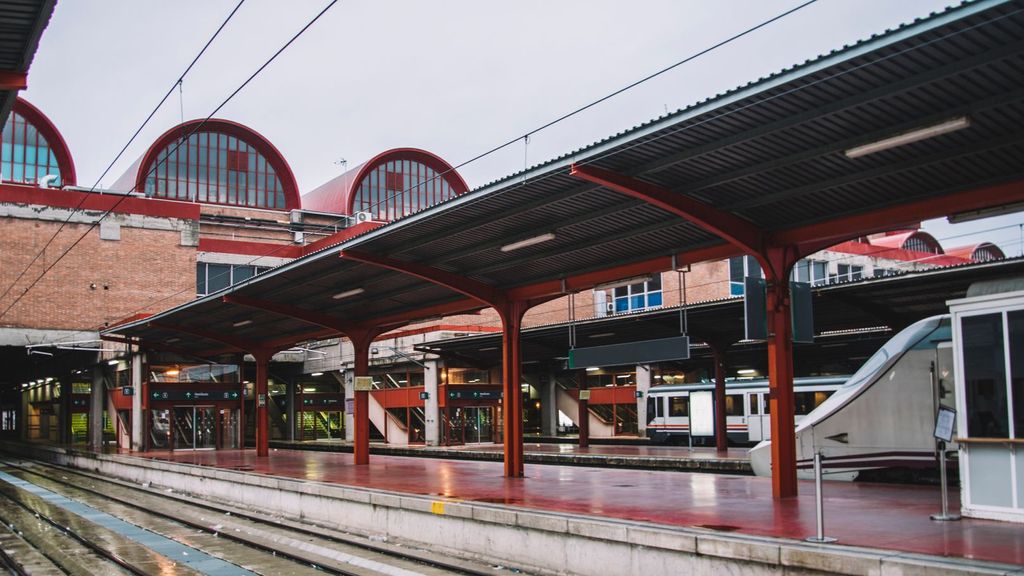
0, 458, 525, 576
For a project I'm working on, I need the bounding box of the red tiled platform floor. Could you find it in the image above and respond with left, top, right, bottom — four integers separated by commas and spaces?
140, 448, 1023, 566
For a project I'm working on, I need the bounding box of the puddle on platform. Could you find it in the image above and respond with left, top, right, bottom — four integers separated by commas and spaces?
695, 524, 741, 532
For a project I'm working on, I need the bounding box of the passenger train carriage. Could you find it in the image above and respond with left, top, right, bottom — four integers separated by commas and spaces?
749, 315, 955, 481
645, 377, 847, 445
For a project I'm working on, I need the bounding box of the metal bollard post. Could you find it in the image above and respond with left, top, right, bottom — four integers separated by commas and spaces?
805, 452, 837, 543
930, 441, 961, 521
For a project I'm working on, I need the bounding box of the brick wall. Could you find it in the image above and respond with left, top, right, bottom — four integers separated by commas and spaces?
0, 217, 195, 331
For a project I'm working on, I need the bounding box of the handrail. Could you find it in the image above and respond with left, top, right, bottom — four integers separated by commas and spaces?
956, 437, 1024, 445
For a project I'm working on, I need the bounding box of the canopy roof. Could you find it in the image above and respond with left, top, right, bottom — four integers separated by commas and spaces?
0, 0, 55, 125
104, 0, 1024, 358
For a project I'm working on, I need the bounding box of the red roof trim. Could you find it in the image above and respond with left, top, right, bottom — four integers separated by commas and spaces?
12, 98, 77, 186
197, 238, 302, 259
126, 119, 300, 210
0, 183, 200, 219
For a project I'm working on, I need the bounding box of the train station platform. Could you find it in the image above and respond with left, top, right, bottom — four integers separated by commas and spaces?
271, 439, 753, 474
8, 441, 1020, 575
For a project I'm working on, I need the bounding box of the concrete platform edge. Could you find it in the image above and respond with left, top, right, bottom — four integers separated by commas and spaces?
4, 443, 1018, 576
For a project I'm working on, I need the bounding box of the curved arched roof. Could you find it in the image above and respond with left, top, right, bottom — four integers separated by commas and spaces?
112, 119, 299, 210
302, 148, 468, 217
946, 242, 1006, 262
4, 97, 77, 186
871, 231, 943, 254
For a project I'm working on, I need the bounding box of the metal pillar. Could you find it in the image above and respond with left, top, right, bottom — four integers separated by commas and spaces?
577, 368, 589, 449
766, 276, 798, 498
712, 347, 728, 453
254, 351, 271, 457
89, 365, 104, 450
424, 360, 440, 446
350, 331, 373, 465
499, 301, 527, 477
131, 352, 143, 452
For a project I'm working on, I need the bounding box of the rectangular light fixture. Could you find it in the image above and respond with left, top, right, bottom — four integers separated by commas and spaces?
233, 319, 253, 327
479, 346, 498, 352
588, 332, 615, 338
594, 274, 654, 291
165, 337, 180, 344
107, 359, 120, 365
500, 232, 555, 252
332, 287, 365, 300
737, 368, 757, 375
311, 372, 324, 377
844, 116, 970, 159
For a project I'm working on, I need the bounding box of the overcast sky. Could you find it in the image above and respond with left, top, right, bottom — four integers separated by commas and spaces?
22, 0, 1023, 255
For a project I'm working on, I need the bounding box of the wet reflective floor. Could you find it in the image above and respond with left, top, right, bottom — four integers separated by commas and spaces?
135, 447, 1024, 566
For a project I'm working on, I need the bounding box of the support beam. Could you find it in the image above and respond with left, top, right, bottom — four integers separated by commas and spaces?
570, 164, 763, 255
0, 71, 28, 91
710, 345, 729, 453
253, 350, 272, 457
348, 328, 381, 466
762, 246, 799, 498
224, 295, 353, 333
771, 178, 1024, 250
148, 322, 254, 353
498, 300, 528, 477
577, 369, 589, 450
341, 250, 503, 305
89, 365, 104, 450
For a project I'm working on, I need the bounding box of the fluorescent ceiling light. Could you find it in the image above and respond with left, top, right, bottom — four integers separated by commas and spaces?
332, 287, 365, 300
585, 367, 600, 372
479, 346, 498, 351
589, 332, 615, 338
165, 369, 180, 376
311, 372, 323, 377
737, 369, 757, 375
948, 201, 1024, 224
845, 117, 970, 159
500, 232, 555, 252
233, 319, 253, 327
594, 274, 654, 291
107, 359, 120, 365
165, 337, 180, 344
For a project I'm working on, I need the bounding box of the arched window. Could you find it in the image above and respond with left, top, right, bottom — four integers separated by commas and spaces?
352, 158, 459, 221
143, 131, 287, 209
1, 110, 64, 186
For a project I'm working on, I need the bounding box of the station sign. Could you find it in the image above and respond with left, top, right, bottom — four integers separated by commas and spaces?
149, 390, 241, 401
121, 386, 134, 396
302, 397, 343, 407
448, 389, 502, 400
353, 376, 374, 391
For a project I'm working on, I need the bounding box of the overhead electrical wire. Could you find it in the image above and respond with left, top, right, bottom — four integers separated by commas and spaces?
90, 0, 825, 329
0, 0, 247, 309
0, 0, 339, 322
95, 3, 1023, 338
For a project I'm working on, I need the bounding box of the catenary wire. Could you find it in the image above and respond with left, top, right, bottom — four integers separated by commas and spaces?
0, 0, 247, 308
0, 1, 339, 322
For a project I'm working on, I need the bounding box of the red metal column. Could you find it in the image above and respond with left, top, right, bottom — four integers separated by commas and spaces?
254, 350, 271, 457
761, 247, 799, 498
499, 301, 527, 477
712, 347, 728, 453
577, 369, 589, 449
351, 331, 372, 466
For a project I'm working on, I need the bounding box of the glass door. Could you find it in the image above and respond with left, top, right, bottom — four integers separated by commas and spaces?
173, 406, 216, 450
463, 406, 494, 443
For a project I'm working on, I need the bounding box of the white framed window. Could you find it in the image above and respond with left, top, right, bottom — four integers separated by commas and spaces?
196, 263, 270, 296
613, 275, 663, 313
729, 256, 762, 296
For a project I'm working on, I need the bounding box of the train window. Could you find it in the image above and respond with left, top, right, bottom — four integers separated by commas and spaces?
725, 394, 743, 416
793, 392, 833, 415
646, 397, 656, 423
748, 394, 760, 415
669, 396, 688, 417
962, 313, 1009, 438
1010, 310, 1024, 439
656, 397, 664, 418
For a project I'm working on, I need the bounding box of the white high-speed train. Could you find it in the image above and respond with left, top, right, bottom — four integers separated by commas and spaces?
645, 376, 847, 445
749, 315, 955, 481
